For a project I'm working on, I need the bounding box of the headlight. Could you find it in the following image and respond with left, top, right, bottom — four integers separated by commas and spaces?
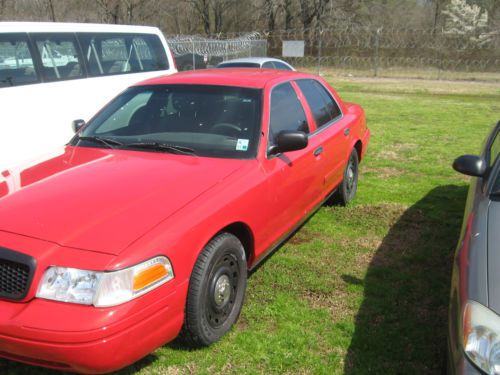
36, 256, 174, 307
463, 300, 500, 374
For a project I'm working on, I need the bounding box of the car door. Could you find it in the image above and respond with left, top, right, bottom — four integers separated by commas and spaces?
295, 79, 350, 196
485, 123, 500, 314
258, 81, 325, 249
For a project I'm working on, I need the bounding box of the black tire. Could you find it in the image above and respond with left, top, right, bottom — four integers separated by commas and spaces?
181, 232, 247, 346
332, 148, 359, 206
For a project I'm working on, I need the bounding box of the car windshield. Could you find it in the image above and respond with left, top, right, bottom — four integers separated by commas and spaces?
77, 84, 262, 159
217, 62, 261, 68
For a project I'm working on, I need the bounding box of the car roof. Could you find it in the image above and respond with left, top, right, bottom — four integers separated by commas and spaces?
219, 57, 288, 65
0, 21, 161, 34
137, 68, 316, 89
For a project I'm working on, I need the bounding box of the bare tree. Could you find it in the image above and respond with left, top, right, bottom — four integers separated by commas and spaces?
298, 0, 330, 30
263, 0, 280, 32
47, 0, 56, 21
432, 0, 448, 32
212, 0, 233, 34
96, 0, 121, 23
283, 0, 294, 30
0, 0, 6, 20
190, 0, 211, 34
122, 0, 154, 24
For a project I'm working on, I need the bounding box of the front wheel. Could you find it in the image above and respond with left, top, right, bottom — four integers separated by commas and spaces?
333, 149, 359, 206
182, 232, 247, 346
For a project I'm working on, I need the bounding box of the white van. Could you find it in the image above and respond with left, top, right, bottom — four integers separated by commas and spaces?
0, 22, 177, 171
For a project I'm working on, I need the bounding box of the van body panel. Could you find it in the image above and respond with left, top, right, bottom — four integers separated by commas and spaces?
0, 22, 177, 171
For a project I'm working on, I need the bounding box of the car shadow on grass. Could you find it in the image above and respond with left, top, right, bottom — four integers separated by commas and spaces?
0, 354, 158, 375
344, 184, 467, 374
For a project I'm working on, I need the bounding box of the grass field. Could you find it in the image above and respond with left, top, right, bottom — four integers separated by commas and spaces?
1, 76, 499, 375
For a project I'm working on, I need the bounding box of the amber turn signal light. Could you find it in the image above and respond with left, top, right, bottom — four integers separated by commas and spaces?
133, 263, 169, 291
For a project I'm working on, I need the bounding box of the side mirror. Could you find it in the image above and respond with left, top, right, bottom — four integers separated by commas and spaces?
72, 119, 85, 133
269, 130, 308, 155
452, 155, 487, 177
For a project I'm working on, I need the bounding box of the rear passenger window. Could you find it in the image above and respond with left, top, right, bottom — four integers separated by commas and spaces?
296, 79, 342, 129
262, 61, 274, 69
273, 61, 292, 70
269, 82, 309, 143
78, 33, 168, 77
0, 34, 38, 87
33, 34, 84, 81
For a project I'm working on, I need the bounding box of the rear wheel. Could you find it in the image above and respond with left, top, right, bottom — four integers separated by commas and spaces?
332, 149, 359, 206
182, 232, 247, 346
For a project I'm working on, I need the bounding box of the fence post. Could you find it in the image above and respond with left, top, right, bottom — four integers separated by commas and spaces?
191, 39, 195, 70
373, 27, 381, 77
436, 28, 442, 80
317, 28, 322, 75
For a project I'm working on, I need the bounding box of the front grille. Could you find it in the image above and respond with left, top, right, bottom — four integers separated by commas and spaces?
0, 247, 36, 300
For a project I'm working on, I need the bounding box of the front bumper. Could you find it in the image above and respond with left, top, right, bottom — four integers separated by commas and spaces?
0, 280, 187, 374
447, 342, 483, 375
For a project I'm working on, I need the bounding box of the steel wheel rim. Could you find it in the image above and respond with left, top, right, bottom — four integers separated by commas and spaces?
346, 157, 358, 196
205, 252, 240, 328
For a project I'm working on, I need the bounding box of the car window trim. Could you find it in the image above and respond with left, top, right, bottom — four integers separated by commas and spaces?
294, 78, 344, 138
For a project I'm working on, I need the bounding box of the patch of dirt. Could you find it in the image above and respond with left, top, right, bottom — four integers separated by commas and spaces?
352, 251, 375, 272
344, 203, 408, 226
236, 315, 249, 331
302, 289, 352, 322
155, 364, 196, 375
377, 143, 419, 162
392, 143, 418, 151
288, 227, 334, 245
377, 150, 399, 160
354, 235, 383, 250
362, 166, 404, 178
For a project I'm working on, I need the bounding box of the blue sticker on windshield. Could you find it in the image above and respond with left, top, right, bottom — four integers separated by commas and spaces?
236, 139, 249, 151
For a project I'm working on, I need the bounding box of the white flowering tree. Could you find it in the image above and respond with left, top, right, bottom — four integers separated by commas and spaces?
442, 0, 496, 47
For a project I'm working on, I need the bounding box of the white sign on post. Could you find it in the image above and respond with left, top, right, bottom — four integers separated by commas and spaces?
282, 40, 305, 57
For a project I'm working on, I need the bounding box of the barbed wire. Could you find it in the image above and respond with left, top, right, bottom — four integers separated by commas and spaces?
167, 32, 263, 57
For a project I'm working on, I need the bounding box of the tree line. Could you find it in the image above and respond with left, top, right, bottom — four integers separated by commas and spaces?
0, 0, 498, 35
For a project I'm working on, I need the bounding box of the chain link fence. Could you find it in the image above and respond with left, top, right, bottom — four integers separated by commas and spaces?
167, 33, 267, 71
167, 27, 500, 81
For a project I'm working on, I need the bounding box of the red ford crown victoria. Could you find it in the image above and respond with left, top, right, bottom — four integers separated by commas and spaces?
0, 69, 369, 373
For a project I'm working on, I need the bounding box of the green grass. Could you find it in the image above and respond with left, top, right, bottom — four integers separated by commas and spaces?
1, 78, 499, 374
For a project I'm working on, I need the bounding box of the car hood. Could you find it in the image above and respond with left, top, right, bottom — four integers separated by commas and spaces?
0, 146, 245, 255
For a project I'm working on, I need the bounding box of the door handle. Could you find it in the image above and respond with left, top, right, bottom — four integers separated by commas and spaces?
344, 128, 350, 136
313, 146, 324, 157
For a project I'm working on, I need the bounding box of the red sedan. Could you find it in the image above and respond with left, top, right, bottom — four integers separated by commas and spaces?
0, 69, 369, 373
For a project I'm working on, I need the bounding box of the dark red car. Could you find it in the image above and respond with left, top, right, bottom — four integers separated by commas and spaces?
0, 69, 369, 373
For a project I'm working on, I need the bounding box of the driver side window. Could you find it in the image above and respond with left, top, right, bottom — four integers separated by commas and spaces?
269, 82, 309, 146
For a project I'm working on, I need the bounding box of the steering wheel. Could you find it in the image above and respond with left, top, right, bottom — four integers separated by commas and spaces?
209, 123, 242, 137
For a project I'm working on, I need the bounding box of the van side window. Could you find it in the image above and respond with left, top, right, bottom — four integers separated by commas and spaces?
32, 34, 84, 82
78, 33, 168, 77
0, 34, 39, 87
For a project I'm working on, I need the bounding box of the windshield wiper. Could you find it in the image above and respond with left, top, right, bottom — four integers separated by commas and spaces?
124, 142, 197, 156
76, 136, 123, 149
